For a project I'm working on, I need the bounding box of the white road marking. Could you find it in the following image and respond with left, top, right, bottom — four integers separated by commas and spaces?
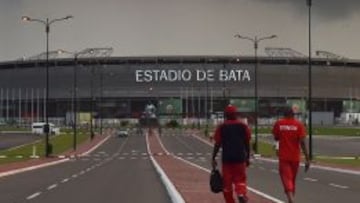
79, 170, 85, 175
119, 157, 125, 160
186, 157, 194, 160
304, 178, 318, 182
329, 183, 349, 189
131, 157, 137, 160
61, 178, 69, 183
72, 174, 78, 178
177, 153, 183, 155
271, 169, 279, 174
187, 153, 193, 155
47, 184, 57, 190
26, 192, 41, 200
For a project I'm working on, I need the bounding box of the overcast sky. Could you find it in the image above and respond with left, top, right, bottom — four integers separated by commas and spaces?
1, 0, 360, 62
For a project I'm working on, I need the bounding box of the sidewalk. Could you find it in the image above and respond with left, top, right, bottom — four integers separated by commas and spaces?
147, 132, 274, 203
0, 130, 111, 175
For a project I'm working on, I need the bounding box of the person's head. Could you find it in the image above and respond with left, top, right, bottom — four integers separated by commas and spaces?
283, 106, 295, 118
224, 105, 237, 120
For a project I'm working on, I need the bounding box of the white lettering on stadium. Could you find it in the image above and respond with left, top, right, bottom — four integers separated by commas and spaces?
135, 69, 251, 83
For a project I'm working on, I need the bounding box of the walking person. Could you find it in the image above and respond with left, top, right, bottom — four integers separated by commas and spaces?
272, 107, 310, 203
211, 105, 251, 203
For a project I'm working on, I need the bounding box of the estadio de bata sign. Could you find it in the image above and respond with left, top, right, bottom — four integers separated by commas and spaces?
135, 69, 251, 83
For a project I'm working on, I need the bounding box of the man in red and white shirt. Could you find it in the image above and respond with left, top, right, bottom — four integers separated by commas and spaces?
272, 107, 310, 203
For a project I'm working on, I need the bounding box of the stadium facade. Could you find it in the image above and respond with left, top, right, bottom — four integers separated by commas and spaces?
0, 56, 359, 125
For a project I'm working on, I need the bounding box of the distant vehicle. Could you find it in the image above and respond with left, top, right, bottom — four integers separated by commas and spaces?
117, 128, 129, 137
31, 122, 60, 135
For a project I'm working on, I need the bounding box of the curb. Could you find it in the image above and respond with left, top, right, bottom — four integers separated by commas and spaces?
0, 158, 69, 178
0, 134, 111, 179
146, 133, 185, 203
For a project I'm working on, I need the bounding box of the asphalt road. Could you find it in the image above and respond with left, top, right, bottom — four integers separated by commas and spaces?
0, 133, 41, 151
0, 131, 170, 203
159, 129, 360, 203
259, 134, 360, 157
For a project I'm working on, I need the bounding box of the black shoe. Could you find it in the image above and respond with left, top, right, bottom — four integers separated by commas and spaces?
238, 196, 247, 203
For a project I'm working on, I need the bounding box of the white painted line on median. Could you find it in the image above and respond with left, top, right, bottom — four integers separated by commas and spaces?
0, 158, 69, 178
163, 134, 284, 203
80, 134, 112, 157
146, 133, 185, 203
329, 183, 349, 189
26, 192, 41, 200
61, 178, 69, 183
257, 157, 360, 176
304, 177, 318, 182
47, 184, 57, 190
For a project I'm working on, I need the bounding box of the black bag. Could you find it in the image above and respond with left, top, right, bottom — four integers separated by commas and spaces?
210, 169, 223, 193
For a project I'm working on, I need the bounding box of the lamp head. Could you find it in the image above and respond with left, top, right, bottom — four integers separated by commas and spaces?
65, 15, 74, 20
21, 16, 31, 22
234, 34, 242, 38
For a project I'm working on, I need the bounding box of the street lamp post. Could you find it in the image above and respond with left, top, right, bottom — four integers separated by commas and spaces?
90, 64, 95, 140
73, 54, 78, 151
22, 15, 73, 157
307, 0, 313, 160
234, 34, 277, 154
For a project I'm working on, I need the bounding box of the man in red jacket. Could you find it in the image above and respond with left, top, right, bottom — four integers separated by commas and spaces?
272, 107, 310, 203
212, 105, 251, 203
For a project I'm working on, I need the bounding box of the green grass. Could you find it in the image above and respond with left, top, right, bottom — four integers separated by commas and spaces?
314, 157, 360, 168
257, 126, 360, 136
0, 130, 90, 165
0, 126, 29, 131
257, 141, 276, 157
257, 141, 360, 168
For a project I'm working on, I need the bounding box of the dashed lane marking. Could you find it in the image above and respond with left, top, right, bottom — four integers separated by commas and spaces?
26, 192, 41, 200
47, 184, 57, 190
271, 169, 278, 174
304, 178, 318, 182
61, 178, 69, 183
72, 174, 78, 178
329, 183, 349, 189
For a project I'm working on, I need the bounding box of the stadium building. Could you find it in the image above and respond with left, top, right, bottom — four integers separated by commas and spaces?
0, 48, 359, 126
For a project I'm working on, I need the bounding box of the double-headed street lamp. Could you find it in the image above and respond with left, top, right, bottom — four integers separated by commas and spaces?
234, 34, 277, 154
58, 49, 81, 151
22, 15, 73, 157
